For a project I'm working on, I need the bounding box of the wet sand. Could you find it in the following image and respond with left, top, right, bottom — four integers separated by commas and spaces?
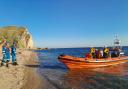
0, 49, 42, 89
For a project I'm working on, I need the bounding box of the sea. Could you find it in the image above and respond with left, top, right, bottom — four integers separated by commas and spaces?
35, 46, 128, 89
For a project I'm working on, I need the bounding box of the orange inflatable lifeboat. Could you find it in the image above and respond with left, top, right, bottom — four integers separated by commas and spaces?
58, 55, 128, 69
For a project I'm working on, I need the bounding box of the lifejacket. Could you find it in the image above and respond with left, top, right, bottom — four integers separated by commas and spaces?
104, 48, 109, 53
86, 53, 91, 58
90, 48, 95, 53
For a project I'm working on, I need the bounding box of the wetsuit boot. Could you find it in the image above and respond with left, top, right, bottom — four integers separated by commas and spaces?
1, 62, 3, 66
1, 60, 5, 67
13, 61, 18, 65
6, 60, 9, 67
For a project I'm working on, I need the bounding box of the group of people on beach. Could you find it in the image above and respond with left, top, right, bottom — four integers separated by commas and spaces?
1, 40, 17, 67
86, 47, 121, 59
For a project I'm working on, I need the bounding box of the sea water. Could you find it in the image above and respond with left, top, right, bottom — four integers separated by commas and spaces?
35, 47, 128, 89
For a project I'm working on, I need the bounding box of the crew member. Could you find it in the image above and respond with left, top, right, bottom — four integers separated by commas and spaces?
90, 47, 96, 58
103, 47, 109, 58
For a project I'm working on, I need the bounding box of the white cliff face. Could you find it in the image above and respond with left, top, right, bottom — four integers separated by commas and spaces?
0, 26, 34, 49
17, 27, 34, 49
26, 35, 34, 49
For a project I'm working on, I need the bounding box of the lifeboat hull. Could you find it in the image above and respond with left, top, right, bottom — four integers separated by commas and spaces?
58, 55, 128, 69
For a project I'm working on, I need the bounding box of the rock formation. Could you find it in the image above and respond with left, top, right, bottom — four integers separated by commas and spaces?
0, 26, 34, 49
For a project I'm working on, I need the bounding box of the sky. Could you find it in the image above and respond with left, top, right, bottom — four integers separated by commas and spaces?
0, 0, 128, 48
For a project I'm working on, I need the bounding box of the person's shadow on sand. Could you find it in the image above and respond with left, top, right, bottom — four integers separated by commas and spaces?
41, 64, 67, 70
25, 64, 40, 68
25, 64, 67, 70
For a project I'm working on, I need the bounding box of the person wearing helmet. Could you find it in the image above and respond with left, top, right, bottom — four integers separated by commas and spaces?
90, 47, 96, 59
103, 47, 109, 58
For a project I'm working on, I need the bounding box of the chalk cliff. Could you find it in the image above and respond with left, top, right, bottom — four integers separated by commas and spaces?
0, 26, 34, 49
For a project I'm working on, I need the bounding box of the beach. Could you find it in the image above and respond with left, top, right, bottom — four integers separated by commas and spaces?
0, 49, 42, 89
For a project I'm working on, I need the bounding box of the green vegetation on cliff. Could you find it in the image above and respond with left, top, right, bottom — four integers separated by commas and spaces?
0, 26, 34, 48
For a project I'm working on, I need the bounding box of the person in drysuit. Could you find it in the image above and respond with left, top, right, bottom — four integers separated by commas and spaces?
90, 47, 96, 58
103, 47, 109, 58
11, 42, 18, 65
1, 42, 11, 67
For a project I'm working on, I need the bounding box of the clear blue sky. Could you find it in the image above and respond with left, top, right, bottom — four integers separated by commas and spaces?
0, 0, 128, 48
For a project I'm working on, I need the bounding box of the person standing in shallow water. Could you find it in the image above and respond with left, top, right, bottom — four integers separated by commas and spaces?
11, 42, 18, 65
1, 42, 11, 67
